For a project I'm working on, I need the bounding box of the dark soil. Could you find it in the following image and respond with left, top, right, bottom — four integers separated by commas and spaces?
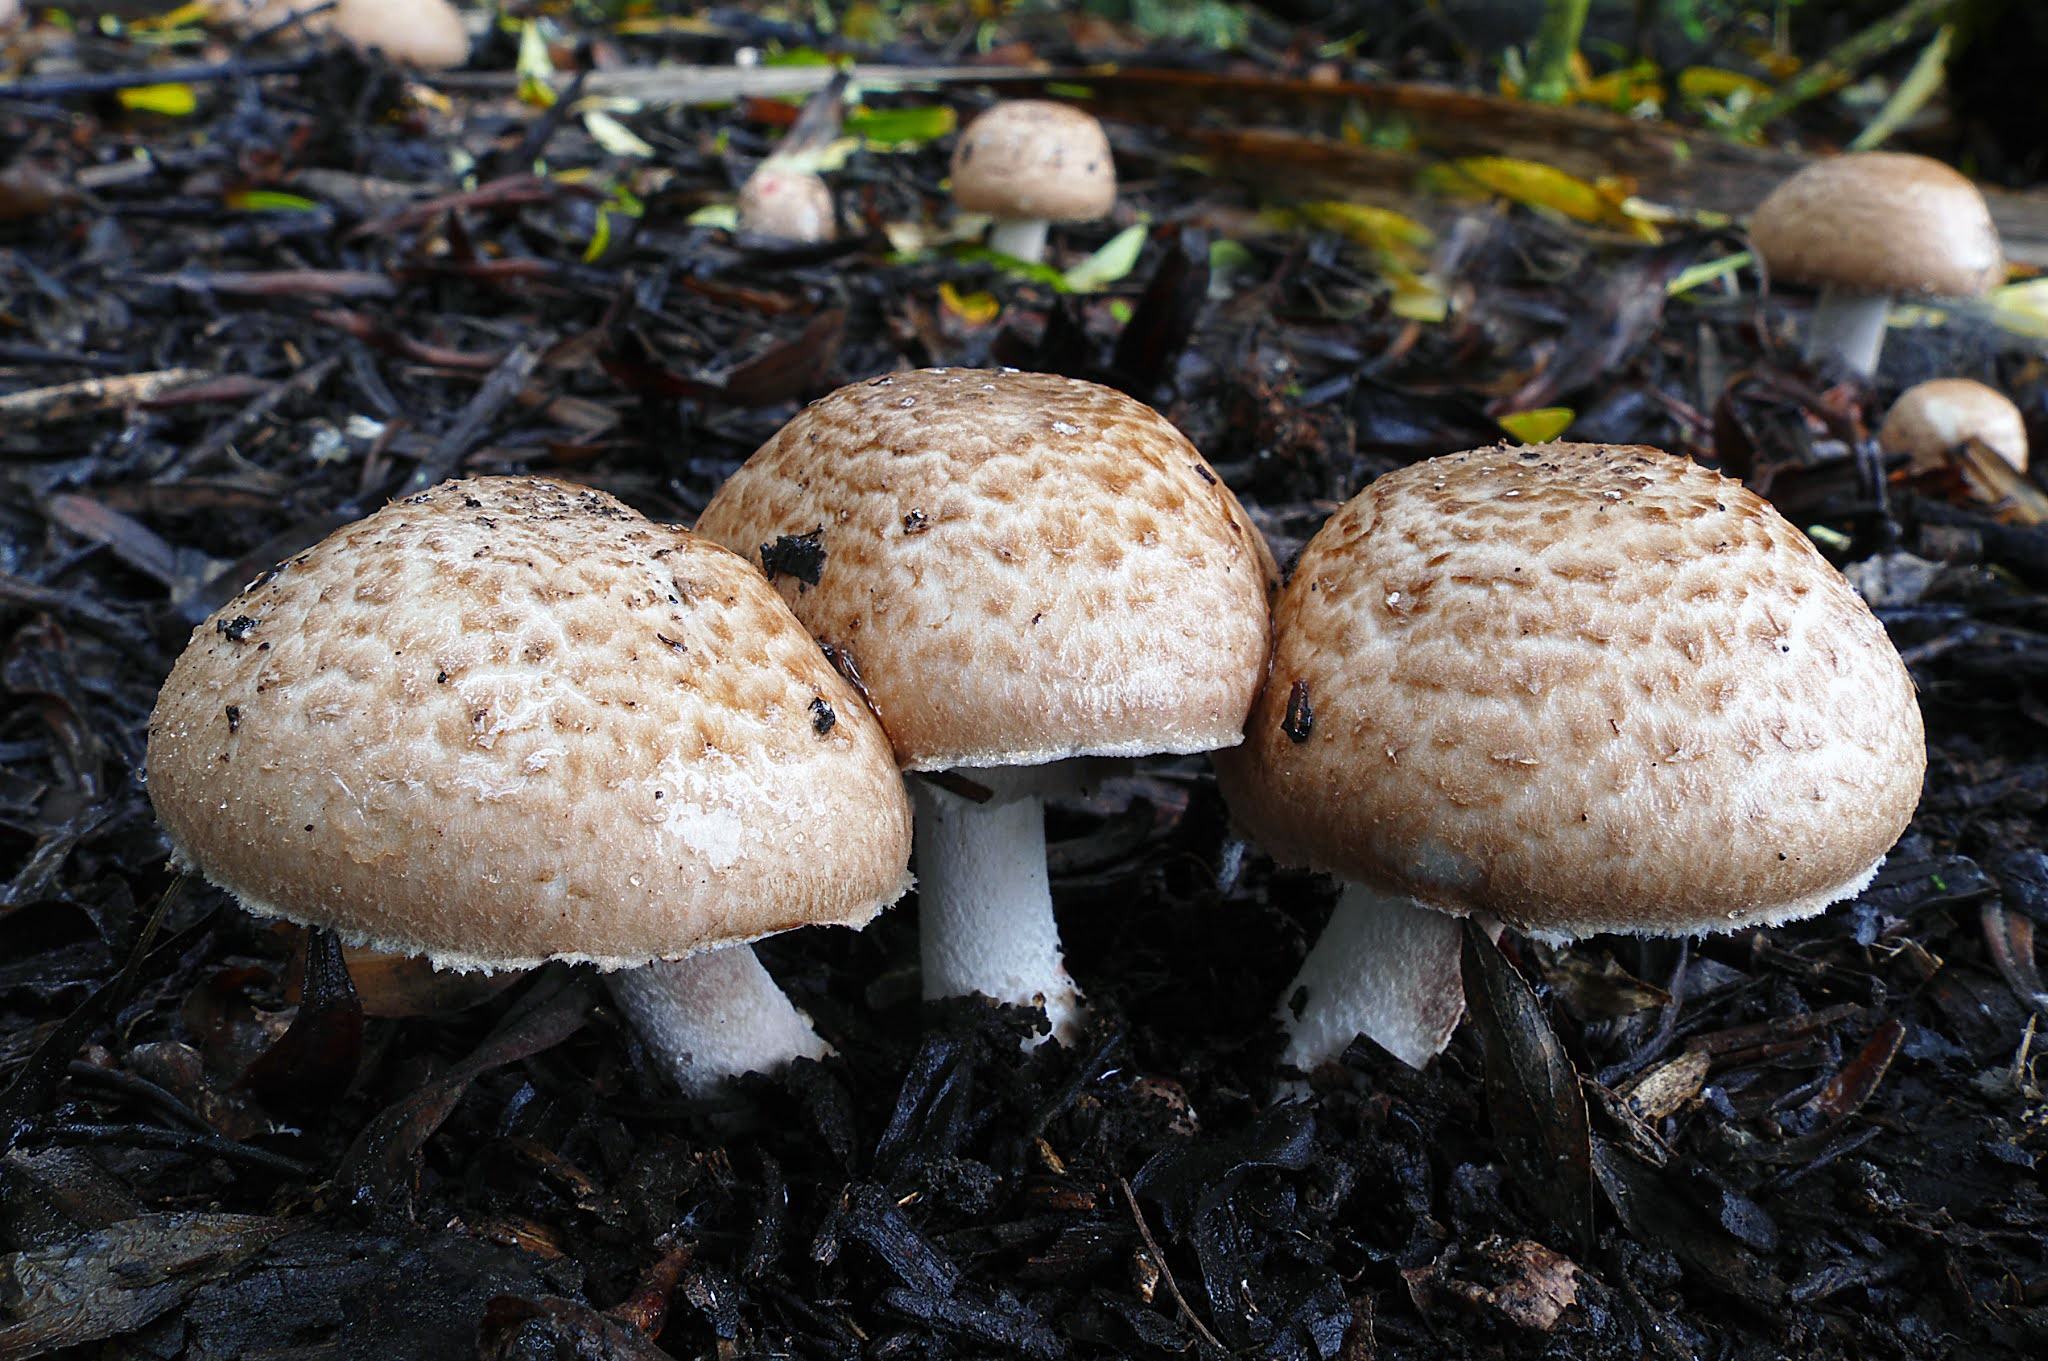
4, 6, 2047, 1359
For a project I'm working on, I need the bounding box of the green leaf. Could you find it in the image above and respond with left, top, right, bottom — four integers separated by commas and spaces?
1665, 250, 1752, 297
844, 103, 956, 149
1061, 223, 1149, 293
1498, 407, 1575, 443
225, 189, 322, 213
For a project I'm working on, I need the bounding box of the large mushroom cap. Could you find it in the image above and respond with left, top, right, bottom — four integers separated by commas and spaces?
1879, 377, 2029, 474
694, 368, 1276, 771
1750, 151, 2002, 298
1216, 443, 1925, 938
146, 476, 912, 971
949, 101, 1117, 224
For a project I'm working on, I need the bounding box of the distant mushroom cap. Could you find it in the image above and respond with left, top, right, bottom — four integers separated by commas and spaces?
146, 476, 912, 971
1215, 443, 1926, 938
214, 0, 471, 69
1750, 152, 2002, 298
1879, 377, 2029, 474
694, 368, 1276, 771
949, 101, 1117, 225
735, 166, 837, 244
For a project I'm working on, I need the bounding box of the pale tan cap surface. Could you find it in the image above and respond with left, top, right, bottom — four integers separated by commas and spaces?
1879, 377, 2029, 474
950, 101, 1117, 223
736, 167, 837, 244
147, 476, 912, 971
695, 368, 1277, 771
212, 0, 470, 68
1750, 152, 2002, 298
1216, 443, 1926, 938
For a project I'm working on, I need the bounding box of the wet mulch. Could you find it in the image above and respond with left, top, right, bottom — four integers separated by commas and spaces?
3, 7, 2048, 1360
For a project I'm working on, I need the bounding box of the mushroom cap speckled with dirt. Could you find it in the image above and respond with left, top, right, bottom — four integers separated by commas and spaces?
146, 475, 911, 972
1218, 441, 1925, 939
696, 368, 1274, 1041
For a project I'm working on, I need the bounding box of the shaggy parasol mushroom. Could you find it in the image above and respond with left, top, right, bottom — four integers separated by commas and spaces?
696, 369, 1275, 1042
146, 477, 912, 1093
1879, 377, 2029, 475
212, 0, 470, 68
1215, 443, 1926, 1072
1750, 152, 2003, 378
950, 100, 1117, 266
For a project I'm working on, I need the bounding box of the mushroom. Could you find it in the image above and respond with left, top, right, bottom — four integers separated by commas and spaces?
950, 101, 1117, 266
1214, 443, 1926, 1072
212, 0, 471, 69
735, 164, 837, 245
695, 369, 1275, 1042
146, 476, 912, 1094
1879, 377, 2028, 475
1749, 152, 2003, 377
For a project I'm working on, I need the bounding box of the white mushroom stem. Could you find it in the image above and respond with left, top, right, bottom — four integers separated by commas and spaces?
912, 766, 1085, 1045
605, 946, 829, 1096
1803, 286, 1892, 377
987, 218, 1052, 266
1277, 881, 1471, 1072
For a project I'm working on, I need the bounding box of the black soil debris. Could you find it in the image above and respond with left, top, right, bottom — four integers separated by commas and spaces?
5, 3, 2048, 1360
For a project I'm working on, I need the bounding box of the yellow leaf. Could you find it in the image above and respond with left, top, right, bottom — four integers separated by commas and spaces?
1677, 67, 1773, 103
582, 109, 655, 158
1294, 201, 1435, 268
1499, 408, 1575, 443
1578, 61, 1664, 111
516, 21, 557, 109
1421, 157, 1659, 240
939, 281, 1000, 326
1982, 279, 2048, 340
117, 83, 196, 116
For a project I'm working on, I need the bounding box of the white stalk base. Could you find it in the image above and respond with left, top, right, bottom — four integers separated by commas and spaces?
913, 769, 1084, 1045
606, 946, 829, 1095
1803, 287, 1891, 378
987, 217, 1051, 266
1278, 881, 1468, 1072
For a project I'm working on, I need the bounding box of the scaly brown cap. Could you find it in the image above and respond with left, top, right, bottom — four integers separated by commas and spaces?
950, 101, 1117, 223
1215, 443, 1925, 938
1879, 377, 2028, 474
146, 476, 912, 971
1750, 152, 2002, 298
694, 368, 1276, 771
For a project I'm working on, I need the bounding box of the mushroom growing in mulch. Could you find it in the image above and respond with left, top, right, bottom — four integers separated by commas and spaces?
949, 100, 1118, 265
145, 476, 912, 1094
1880, 377, 2029, 475
1215, 442, 1927, 1072
1749, 151, 2004, 377
696, 368, 1275, 1043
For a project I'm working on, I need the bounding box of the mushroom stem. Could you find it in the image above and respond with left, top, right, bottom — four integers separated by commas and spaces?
605, 947, 830, 1095
912, 768, 1085, 1044
1278, 882, 1469, 1072
987, 217, 1052, 266
1803, 286, 1892, 377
